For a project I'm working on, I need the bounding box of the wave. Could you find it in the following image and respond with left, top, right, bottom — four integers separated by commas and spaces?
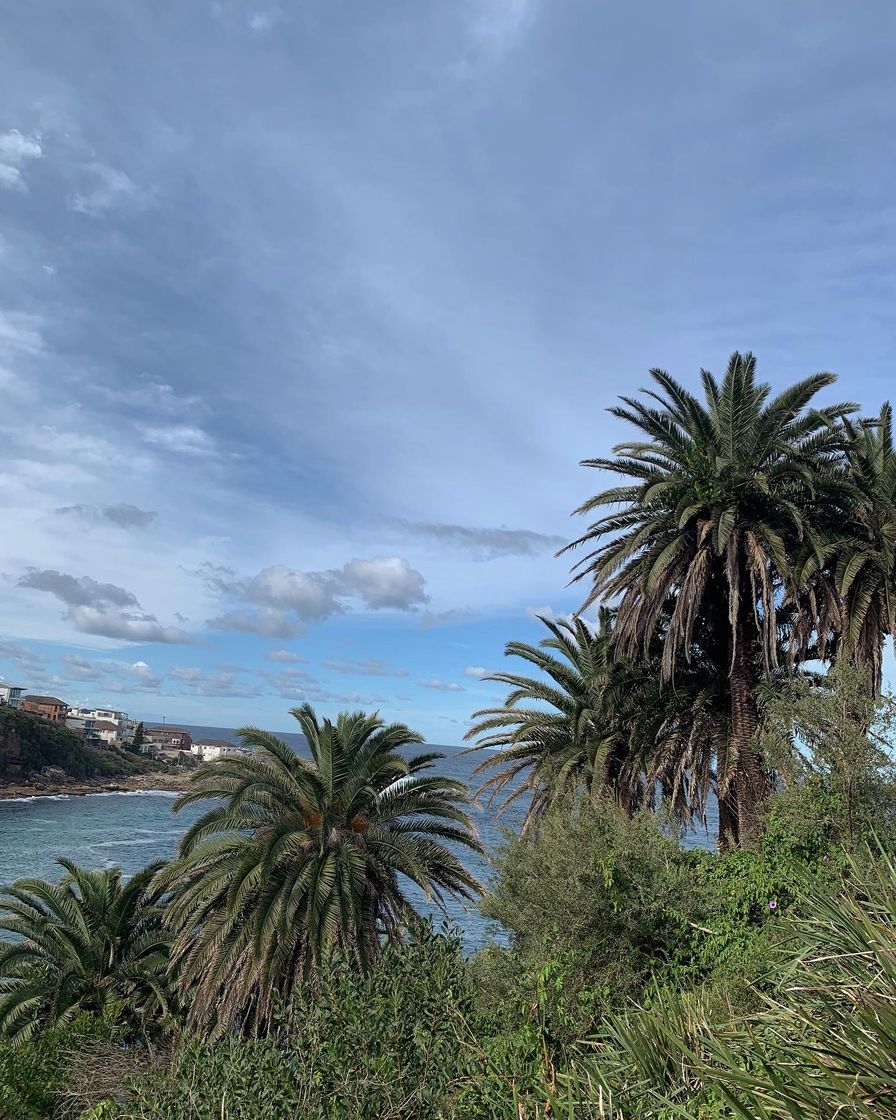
0, 794, 73, 803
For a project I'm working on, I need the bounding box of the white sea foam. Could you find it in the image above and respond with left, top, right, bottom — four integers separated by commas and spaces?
0, 794, 72, 803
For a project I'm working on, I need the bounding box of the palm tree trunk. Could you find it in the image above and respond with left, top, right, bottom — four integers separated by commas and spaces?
727, 638, 768, 844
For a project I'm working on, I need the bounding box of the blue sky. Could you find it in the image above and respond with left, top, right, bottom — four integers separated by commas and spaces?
2, 1, 896, 743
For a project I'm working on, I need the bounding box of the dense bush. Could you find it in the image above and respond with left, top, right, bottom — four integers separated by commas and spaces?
473, 794, 846, 1047
112, 930, 482, 1120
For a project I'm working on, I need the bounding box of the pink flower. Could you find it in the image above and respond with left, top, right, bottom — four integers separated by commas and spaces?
768, 899, 778, 911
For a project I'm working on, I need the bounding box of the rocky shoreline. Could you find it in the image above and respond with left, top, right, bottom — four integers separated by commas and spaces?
0, 770, 194, 800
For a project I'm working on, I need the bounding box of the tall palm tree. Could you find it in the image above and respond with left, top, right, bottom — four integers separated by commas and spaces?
0, 860, 172, 1045
833, 402, 896, 693
562, 353, 856, 844
466, 611, 725, 834
159, 704, 483, 1036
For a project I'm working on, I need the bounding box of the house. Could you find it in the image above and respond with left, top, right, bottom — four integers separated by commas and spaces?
143, 726, 193, 754
0, 685, 25, 710
192, 739, 252, 762
66, 714, 98, 739
91, 720, 122, 747
69, 707, 134, 745
21, 695, 68, 723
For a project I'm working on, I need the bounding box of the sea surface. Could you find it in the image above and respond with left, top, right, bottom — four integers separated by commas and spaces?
0, 725, 717, 950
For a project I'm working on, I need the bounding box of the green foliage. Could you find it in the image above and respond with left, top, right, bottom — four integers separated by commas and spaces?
116, 931, 481, 1120
0, 706, 153, 781
563, 353, 858, 842
0, 860, 173, 1045
474, 802, 698, 1044
158, 704, 484, 1035
474, 795, 847, 1050
130, 722, 145, 754
761, 660, 896, 848
465, 610, 723, 833
573, 847, 896, 1119
0, 1015, 117, 1120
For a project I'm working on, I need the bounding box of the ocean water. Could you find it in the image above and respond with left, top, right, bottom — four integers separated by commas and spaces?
0, 725, 717, 949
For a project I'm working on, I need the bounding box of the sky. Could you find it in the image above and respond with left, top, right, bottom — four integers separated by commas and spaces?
2, 1, 896, 743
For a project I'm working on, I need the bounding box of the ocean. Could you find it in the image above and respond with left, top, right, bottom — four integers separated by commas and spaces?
0, 725, 717, 949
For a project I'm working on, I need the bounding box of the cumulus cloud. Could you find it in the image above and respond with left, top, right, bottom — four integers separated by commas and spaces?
246, 566, 342, 621
53, 653, 162, 692
420, 678, 466, 692
266, 648, 307, 663
70, 162, 150, 216
55, 503, 157, 529
205, 557, 429, 635
463, 666, 492, 679
67, 607, 192, 643
19, 569, 138, 609
340, 557, 427, 610
404, 521, 565, 559
322, 658, 409, 677
128, 659, 162, 688
419, 608, 479, 630
0, 129, 42, 191
18, 567, 191, 644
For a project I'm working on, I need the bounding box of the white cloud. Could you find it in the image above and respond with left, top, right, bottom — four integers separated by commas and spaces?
420, 678, 466, 692
265, 648, 307, 663
0, 129, 42, 192
404, 521, 564, 559
128, 659, 162, 687
17, 568, 191, 644
340, 557, 428, 610
0, 164, 24, 191
67, 606, 192, 644
0, 310, 44, 355
466, 0, 538, 53
70, 162, 150, 216
143, 425, 216, 456
247, 566, 341, 620
206, 556, 430, 637
207, 608, 304, 638
463, 666, 491, 679
247, 9, 281, 32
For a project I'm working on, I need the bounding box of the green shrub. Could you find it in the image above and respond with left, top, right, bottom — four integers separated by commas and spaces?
117, 929, 479, 1120
0, 1016, 118, 1120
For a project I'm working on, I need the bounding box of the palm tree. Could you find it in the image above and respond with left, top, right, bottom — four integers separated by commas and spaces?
562, 353, 856, 844
832, 403, 896, 693
159, 704, 483, 1036
0, 860, 172, 1045
466, 610, 726, 834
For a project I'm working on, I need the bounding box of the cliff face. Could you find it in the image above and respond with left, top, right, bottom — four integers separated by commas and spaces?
0, 706, 150, 782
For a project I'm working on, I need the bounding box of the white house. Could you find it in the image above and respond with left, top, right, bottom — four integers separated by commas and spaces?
0, 685, 25, 710
192, 739, 252, 762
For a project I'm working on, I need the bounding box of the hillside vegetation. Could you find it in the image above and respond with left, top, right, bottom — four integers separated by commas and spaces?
0, 706, 153, 783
